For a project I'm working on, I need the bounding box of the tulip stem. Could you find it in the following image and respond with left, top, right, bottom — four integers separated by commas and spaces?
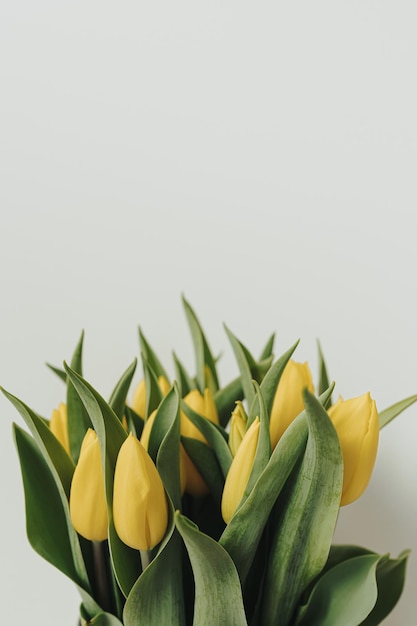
140, 549, 152, 571
93, 541, 112, 613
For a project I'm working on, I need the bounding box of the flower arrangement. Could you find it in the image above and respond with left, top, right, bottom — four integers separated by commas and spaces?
4, 298, 416, 626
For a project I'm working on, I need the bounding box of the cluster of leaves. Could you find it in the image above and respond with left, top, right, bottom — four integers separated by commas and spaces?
3, 298, 415, 626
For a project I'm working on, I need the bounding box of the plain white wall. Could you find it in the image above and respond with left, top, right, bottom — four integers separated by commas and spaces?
1, 1, 416, 624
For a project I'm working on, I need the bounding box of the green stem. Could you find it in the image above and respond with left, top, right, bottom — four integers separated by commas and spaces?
93, 541, 112, 613
140, 549, 152, 571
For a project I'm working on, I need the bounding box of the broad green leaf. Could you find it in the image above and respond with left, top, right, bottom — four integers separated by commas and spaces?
84, 614, 124, 626
108, 360, 137, 420
13, 424, 91, 592
214, 377, 244, 428
182, 296, 219, 393
261, 390, 343, 626
172, 351, 194, 396
138, 328, 169, 380
248, 339, 300, 426
46, 363, 67, 383
379, 394, 417, 428
2, 388, 74, 496
181, 401, 232, 479
181, 437, 225, 504
295, 554, 381, 626
360, 550, 410, 626
67, 331, 92, 463
64, 364, 141, 598
317, 339, 332, 404
147, 384, 182, 510
124, 405, 144, 438
124, 506, 185, 626
175, 512, 247, 626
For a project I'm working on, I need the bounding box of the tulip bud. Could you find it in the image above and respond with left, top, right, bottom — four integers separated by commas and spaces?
270, 360, 314, 449
221, 418, 260, 523
229, 402, 248, 456
69, 429, 108, 541
140, 410, 187, 496
113, 433, 169, 550
50, 403, 70, 455
328, 393, 379, 506
131, 376, 170, 419
181, 388, 219, 496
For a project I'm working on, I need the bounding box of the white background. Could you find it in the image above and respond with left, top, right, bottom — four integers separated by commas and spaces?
1, 1, 416, 624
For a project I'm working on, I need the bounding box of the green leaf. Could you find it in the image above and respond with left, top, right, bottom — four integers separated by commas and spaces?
2, 388, 74, 497
261, 390, 343, 626
182, 296, 219, 393
317, 339, 332, 404
214, 377, 244, 428
175, 512, 247, 626
224, 325, 259, 407
243, 383, 271, 498
67, 331, 92, 463
13, 424, 91, 591
138, 328, 169, 380
295, 554, 381, 626
259, 333, 275, 361
82, 611, 124, 626
360, 550, 410, 626
64, 364, 141, 598
181, 401, 232, 479
141, 356, 163, 418
124, 405, 144, 438
123, 505, 185, 626
46, 363, 67, 383
379, 394, 417, 428
181, 437, 225, 504
108, 360, 137, 420
248, 339, 300, 427
172, 351, 194, 397
147, 384, 182, 510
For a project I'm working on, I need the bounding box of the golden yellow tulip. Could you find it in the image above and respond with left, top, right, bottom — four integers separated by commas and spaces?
270, 360, 314, 449
50, 403, 70, 455
69, 429, 108, 541
131, 376, 170, 419
328, 393, 379, 506
113, 433, 168, 550
221, 418, 260, 523
229, 402, 247, 457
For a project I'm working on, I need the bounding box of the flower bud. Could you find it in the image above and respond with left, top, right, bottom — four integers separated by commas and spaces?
50, 403, 70, 455
229, 402, 248, 457
113, 433, 168, 550
131, 376, 170, 419
270, 360, 314, 449
69, 429, 108, 541
221, 418, 260, 523
181, 388, 219, 496
328, 393, 379, 506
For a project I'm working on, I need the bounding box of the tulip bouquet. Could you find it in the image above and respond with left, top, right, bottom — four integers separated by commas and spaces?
4, 298, 416, 626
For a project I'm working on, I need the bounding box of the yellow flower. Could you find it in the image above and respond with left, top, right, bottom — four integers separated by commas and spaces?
113, 433, 169, 550
50, 403, 70, 455
221, 418, 260, 523
131, 376, 170, 419
270, 360, 314, 449
328, 393, 379, 506
69, 429, 108, 541
140, 410, 187, 496
181, 388, 219, 496
229, 402, 248, 456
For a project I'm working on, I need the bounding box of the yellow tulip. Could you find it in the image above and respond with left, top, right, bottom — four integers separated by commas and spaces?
69, 429, 108, 541
328, 393, 379, 506
229, 402, 248, 457
181, 388, 219, 496
270, 360, 314, 449
221, 418, 260, 523
140, 410, 187, 495
50, 403, 70, 455
131, 376, 170, 419
113, 433, 168, 550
